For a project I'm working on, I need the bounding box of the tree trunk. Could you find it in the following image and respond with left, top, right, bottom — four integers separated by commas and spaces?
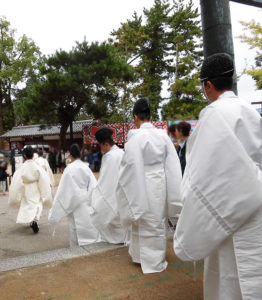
59, 123, 70, 150
5, 83, 15, 128
69, 121, 73, 145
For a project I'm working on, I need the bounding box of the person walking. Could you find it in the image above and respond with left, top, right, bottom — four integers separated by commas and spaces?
90, 127, 126, 244
174, 53, 262, 300
48, 144, 101, 246
8, 146, 52, 234
116, 97, 182, 274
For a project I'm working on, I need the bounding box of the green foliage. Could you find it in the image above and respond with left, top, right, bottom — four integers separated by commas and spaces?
162, 0, 206, 120
161, 98, 206, 120
17, 40, 134, 147
239, 19, 262, 89
111, 0, 205, 120
0, 17, 41, 136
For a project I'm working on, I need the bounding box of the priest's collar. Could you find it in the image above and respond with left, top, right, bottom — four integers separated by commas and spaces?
140, 122, 154, 129
110, 145, 118, 151
179, 140, 186, 149
217, 91, 237, 101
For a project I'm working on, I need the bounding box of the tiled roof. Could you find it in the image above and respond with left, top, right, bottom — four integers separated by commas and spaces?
0, 120, 93, 138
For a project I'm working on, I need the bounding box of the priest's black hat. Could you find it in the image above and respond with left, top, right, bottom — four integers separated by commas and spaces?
133, 97, 151, 116
95, 127, 114, 144
200, 53, 234, 82
23, 146, 34, 159
70, 144, 80, 158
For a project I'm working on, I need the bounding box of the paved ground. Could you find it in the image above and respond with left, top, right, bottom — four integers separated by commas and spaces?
0, 173, 100, 260
0, 240, 203, 300
0, 171, 203, 299
0, 174, 70, 260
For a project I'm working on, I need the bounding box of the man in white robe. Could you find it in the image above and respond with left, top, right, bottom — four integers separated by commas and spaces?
48, 144, 100, 247
9, 146, 52, 234
90, 127, 126, 244
174, 53, 262, 300
35, 150, 55, 187
116, 98, 182, 274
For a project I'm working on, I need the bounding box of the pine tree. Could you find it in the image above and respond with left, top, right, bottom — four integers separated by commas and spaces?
161, 0, 206, 120
17, 41, 134, 148
239, 19, 262, 89
111, 0, 206, 121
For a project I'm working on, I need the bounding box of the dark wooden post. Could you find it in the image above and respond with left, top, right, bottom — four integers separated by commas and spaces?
200, 0, 237, 94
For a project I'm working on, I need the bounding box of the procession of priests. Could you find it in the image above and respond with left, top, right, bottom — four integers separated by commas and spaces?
7, 52, 262, 299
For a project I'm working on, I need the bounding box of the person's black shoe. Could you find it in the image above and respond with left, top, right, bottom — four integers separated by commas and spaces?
30, 221, 39, 234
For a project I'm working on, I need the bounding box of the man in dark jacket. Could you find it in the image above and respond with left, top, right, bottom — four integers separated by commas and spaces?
175, 121, 191, 176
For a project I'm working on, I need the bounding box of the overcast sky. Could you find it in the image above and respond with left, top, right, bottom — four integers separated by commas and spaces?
1, 0, 262, 103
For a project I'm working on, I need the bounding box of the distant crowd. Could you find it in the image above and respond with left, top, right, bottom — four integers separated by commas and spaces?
19, 145, 102, 175
0, 144, 103, 195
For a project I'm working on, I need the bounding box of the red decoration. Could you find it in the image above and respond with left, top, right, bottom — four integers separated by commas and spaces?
83, 121, 168, 145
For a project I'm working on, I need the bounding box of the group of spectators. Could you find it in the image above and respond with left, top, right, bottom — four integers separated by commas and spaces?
81, 146, 102, 172
47, 145, 102, 174
47, 147, 69, 174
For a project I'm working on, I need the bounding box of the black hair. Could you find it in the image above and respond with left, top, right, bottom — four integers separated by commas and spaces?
23, 146, 34, 159
135, 112, 151, 121
133, 97, 151, 121
39, 150, 43, 157
203, 76, 233, 91
101, 138, 114, 146
95, 127, 115, 145
169, 124, 177, 133
176, 121, 191, 137
70, 144, 81, 158
200, 53, 234, 91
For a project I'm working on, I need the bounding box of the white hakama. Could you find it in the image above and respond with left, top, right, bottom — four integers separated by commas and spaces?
90, 145, 126, 244
117, 122, 182, 273
48, 159, 100, 246
9, 159, 52, 224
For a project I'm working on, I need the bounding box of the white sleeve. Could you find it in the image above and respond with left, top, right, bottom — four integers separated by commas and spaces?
48, 169, 89, 224
174, 108, 262, 261
45, 160, 55, 186
8, 169, 24, 206
164, 136, 182, 217
38, 166, 52, 206
116, 138, 148, 227
91, 154, 118, 227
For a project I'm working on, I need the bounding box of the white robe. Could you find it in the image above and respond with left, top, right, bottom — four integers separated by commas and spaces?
35, 156, 55, 186
8, 159, 52, 224
90, 145, 126, 244
117, 122, 182, 274
174, 91, 262, 300
33, 153, 39, 160
48, 159, 100, 247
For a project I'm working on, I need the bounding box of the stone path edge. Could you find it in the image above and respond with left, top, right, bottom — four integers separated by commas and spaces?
0, 242, 125, 273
